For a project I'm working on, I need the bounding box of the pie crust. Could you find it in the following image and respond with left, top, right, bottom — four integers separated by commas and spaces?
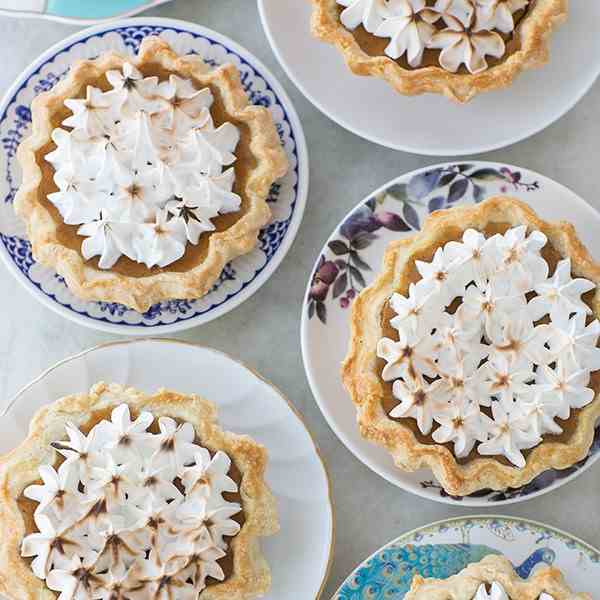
0, 382, 279, 600
343, 196, 600, 496
310, 0, 568, 103
406, 555, 591, 599
15, 37, 288, 312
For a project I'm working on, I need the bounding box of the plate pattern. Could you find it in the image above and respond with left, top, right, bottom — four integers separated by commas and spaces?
0, 24, 302, 329
303, 162, 600, 505
334, 517, 600, 600
307, 164, 539, 325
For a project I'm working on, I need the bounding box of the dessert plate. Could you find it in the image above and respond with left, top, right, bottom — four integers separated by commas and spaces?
0, 0, 172, 24
0, 17, 307, 335
258, 0, 600, 155
0, 338, 333, 600
332, 515, 600, 599
301, 161, 600, 507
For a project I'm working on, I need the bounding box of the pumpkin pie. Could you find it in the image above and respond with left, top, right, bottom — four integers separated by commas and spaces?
343, 197, 600, 495
15, 37, 288, 311
311, 0, 568, 102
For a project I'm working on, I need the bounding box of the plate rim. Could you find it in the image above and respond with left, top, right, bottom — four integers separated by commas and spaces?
301, 160, 600, 508
257, 0, 600, 156
0, 1, 171, 25
0, 16, 309, 336
331, 513, 600, 600
1, 337, 335, 600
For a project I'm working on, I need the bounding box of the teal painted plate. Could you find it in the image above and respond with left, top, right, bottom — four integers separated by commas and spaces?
0, 0, 171, 24
333, 516, 600, 599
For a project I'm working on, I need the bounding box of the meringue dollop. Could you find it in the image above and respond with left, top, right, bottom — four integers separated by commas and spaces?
473, 582, 554, 600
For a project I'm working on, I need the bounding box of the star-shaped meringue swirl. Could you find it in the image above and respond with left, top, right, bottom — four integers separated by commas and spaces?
374, 0, 441, 66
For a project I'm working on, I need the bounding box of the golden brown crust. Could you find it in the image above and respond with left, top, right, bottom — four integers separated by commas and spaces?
310, 0, 568, 103
406, 555, 591, 599
343, 196, 600, 496
0, 382, 279, 600
15, 37, 288, 311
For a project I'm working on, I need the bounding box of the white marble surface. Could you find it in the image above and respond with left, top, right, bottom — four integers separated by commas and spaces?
0, 1, 599, 597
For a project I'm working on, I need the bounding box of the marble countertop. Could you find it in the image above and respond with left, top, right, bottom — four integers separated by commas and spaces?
0, 1, 599, 597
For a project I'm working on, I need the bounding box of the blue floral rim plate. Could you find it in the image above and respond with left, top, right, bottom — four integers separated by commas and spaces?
0, 17, 307, 335
333, 515, 600, 599
301, 162, 600, 507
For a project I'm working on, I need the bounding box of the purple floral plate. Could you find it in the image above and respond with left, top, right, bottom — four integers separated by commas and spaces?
301, 162, 600, 507
0, 18, 307, 335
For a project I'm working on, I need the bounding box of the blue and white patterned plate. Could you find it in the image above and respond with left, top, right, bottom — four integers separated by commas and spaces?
0, 18, 307, 335
301, 162, 600, 506
333, 515, 600, 599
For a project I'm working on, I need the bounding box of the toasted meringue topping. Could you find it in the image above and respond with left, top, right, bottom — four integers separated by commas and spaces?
336, 0, 530, 72
474, 582, 509, 600
378, 226, 600, 467
46, 62, 241, 270
21, 404, 242, 598
473, 582, 554, 600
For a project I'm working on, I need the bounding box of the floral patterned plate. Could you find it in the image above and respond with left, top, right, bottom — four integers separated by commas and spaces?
332, 515, 600, 599
0, 18, 307, 335
301, 162, 600, 507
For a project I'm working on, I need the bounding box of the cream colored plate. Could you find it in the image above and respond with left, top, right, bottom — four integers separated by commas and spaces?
1, 339, 333, 600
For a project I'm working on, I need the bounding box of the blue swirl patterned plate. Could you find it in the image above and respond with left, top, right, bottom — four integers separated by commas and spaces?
301, 162, 600, 506
333, 515, 600, 599
0, 17, 307, 335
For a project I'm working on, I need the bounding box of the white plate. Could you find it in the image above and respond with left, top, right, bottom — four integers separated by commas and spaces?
1, 339, 333, 600
301, 161, 600, 507
0, 18, 308, 335
258, 0, 600, 155
332, 515, 600, 599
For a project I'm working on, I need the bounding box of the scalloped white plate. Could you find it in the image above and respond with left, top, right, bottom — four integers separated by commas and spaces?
0, 339, 333, 600
301, 161, 600, 507
259, 0, 600, 155
0, 18, 308, 335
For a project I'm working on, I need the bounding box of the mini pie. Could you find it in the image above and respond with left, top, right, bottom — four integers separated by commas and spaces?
15, 37, 288, 311
0, 382, 278, 600
406, 555, 591, 599
343, 197, 600, 496
310, 0, 568, 103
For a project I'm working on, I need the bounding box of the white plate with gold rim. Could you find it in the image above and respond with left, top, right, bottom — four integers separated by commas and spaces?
258, 0, 600, 155
301, 161, 600, 507
0, 338, 333, 600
